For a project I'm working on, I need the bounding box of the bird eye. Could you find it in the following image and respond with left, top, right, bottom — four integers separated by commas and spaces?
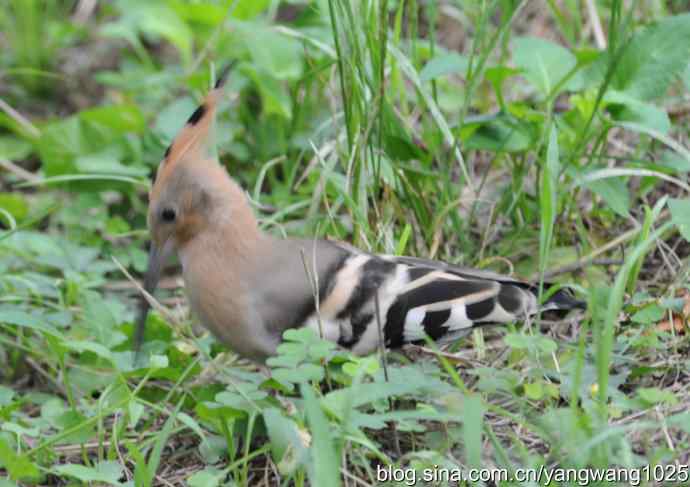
161, 208, 176, 223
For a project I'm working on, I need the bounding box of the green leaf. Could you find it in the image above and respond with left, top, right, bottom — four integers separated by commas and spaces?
263, 408, 309, 475
0, 308, 62, 338
419, 53, 468, 81
197, 435, 227, 464
35, 111, 143, 182
630, 304, 665, 324
241, 66, 292, 118
80, 104, 145, 133
302, 384, 341, 487
51, 409, 96, 444
36, 116, 84, 176
670, 411, 690, 433
461, 114, 536, 153
0, 193, 29, 225
504, 333, 556, 355
74, 150, 148, 178
604, 91, 670, 134
81, 291, 122, 347
0, 135, 32, 160
381, 100, 425, 161
237, 23, 302, 81
537, 336, 557, 354
128, 401, 145, 428
462, 394, 483, 469
53, 461, 123, 485
322, 381, 432, 420
106, 0, 193, 64
2, 421, 39, 438
0, 385, 15, 406
272, 363, 324, 386
154, 96, 198, 143
611, 13, 690, 100
215, 382, 267, 413
231, 0, 271, 20
149, 354, 169, 369
504, 332, 531, 349
267, 328, 336, 387
0, 437, 40, 481
173, 2, 225, 25
512, 36, 581, 96
586, 177, 630, 217
187, 467, 225, 487
384, 134, 423, 161
637, 387, 678, 406
177, 412, 208, 446
64, 340, 115, 363
658, 151, 690, 173
342, 356, 379, 378
485, 66, 521, 108
669, 198, 690, 242
524, 382, 544, 400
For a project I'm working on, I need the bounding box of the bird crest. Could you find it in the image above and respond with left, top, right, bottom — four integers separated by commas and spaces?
150, 64, 233, 200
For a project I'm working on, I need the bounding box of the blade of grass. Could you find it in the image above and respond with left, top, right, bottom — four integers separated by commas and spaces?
597, 220, 673, 418
538, 126, 560, 297
302, 383, 341, 487
15, 174, 149, 188
388, 44, 474, 196
144, 398, 185, 487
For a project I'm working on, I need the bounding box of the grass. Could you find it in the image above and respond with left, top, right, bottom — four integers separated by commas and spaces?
1, 0, 690, 485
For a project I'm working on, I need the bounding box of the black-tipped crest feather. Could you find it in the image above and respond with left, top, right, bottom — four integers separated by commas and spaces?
214, 61, 236, 89
186, 104, 206, 125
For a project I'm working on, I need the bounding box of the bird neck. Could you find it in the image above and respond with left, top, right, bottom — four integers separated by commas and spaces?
215, 196, 265, 258
178, 176, 268, 274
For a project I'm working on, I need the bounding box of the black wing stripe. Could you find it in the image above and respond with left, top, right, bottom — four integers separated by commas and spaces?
466, 298, 495, 321
402, 280, 492, 309
407, 267, 435, 281
422, 309, 451, 339
384, 299, 407, 347
339, 311, 374, 348
498, 286, 524, 314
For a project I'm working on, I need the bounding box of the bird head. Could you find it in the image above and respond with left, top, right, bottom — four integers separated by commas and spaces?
134, 66, 233, 362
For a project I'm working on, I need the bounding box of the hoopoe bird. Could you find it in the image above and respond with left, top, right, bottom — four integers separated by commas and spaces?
135, 68, 584, 363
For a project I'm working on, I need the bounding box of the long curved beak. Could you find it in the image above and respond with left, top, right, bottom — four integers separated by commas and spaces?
133, 239, 171, 365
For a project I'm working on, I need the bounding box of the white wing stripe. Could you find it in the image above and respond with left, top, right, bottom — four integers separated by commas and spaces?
397, 270, 464, 294
402, 307, 426, 342
447, 304, 473, 330
320, 254, 370, 317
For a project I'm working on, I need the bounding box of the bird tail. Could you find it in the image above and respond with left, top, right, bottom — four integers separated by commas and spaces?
541, 285, 586, 312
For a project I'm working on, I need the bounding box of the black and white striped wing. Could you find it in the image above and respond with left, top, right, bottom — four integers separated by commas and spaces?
380, 266, 536, 349
304, 250, 546, 355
